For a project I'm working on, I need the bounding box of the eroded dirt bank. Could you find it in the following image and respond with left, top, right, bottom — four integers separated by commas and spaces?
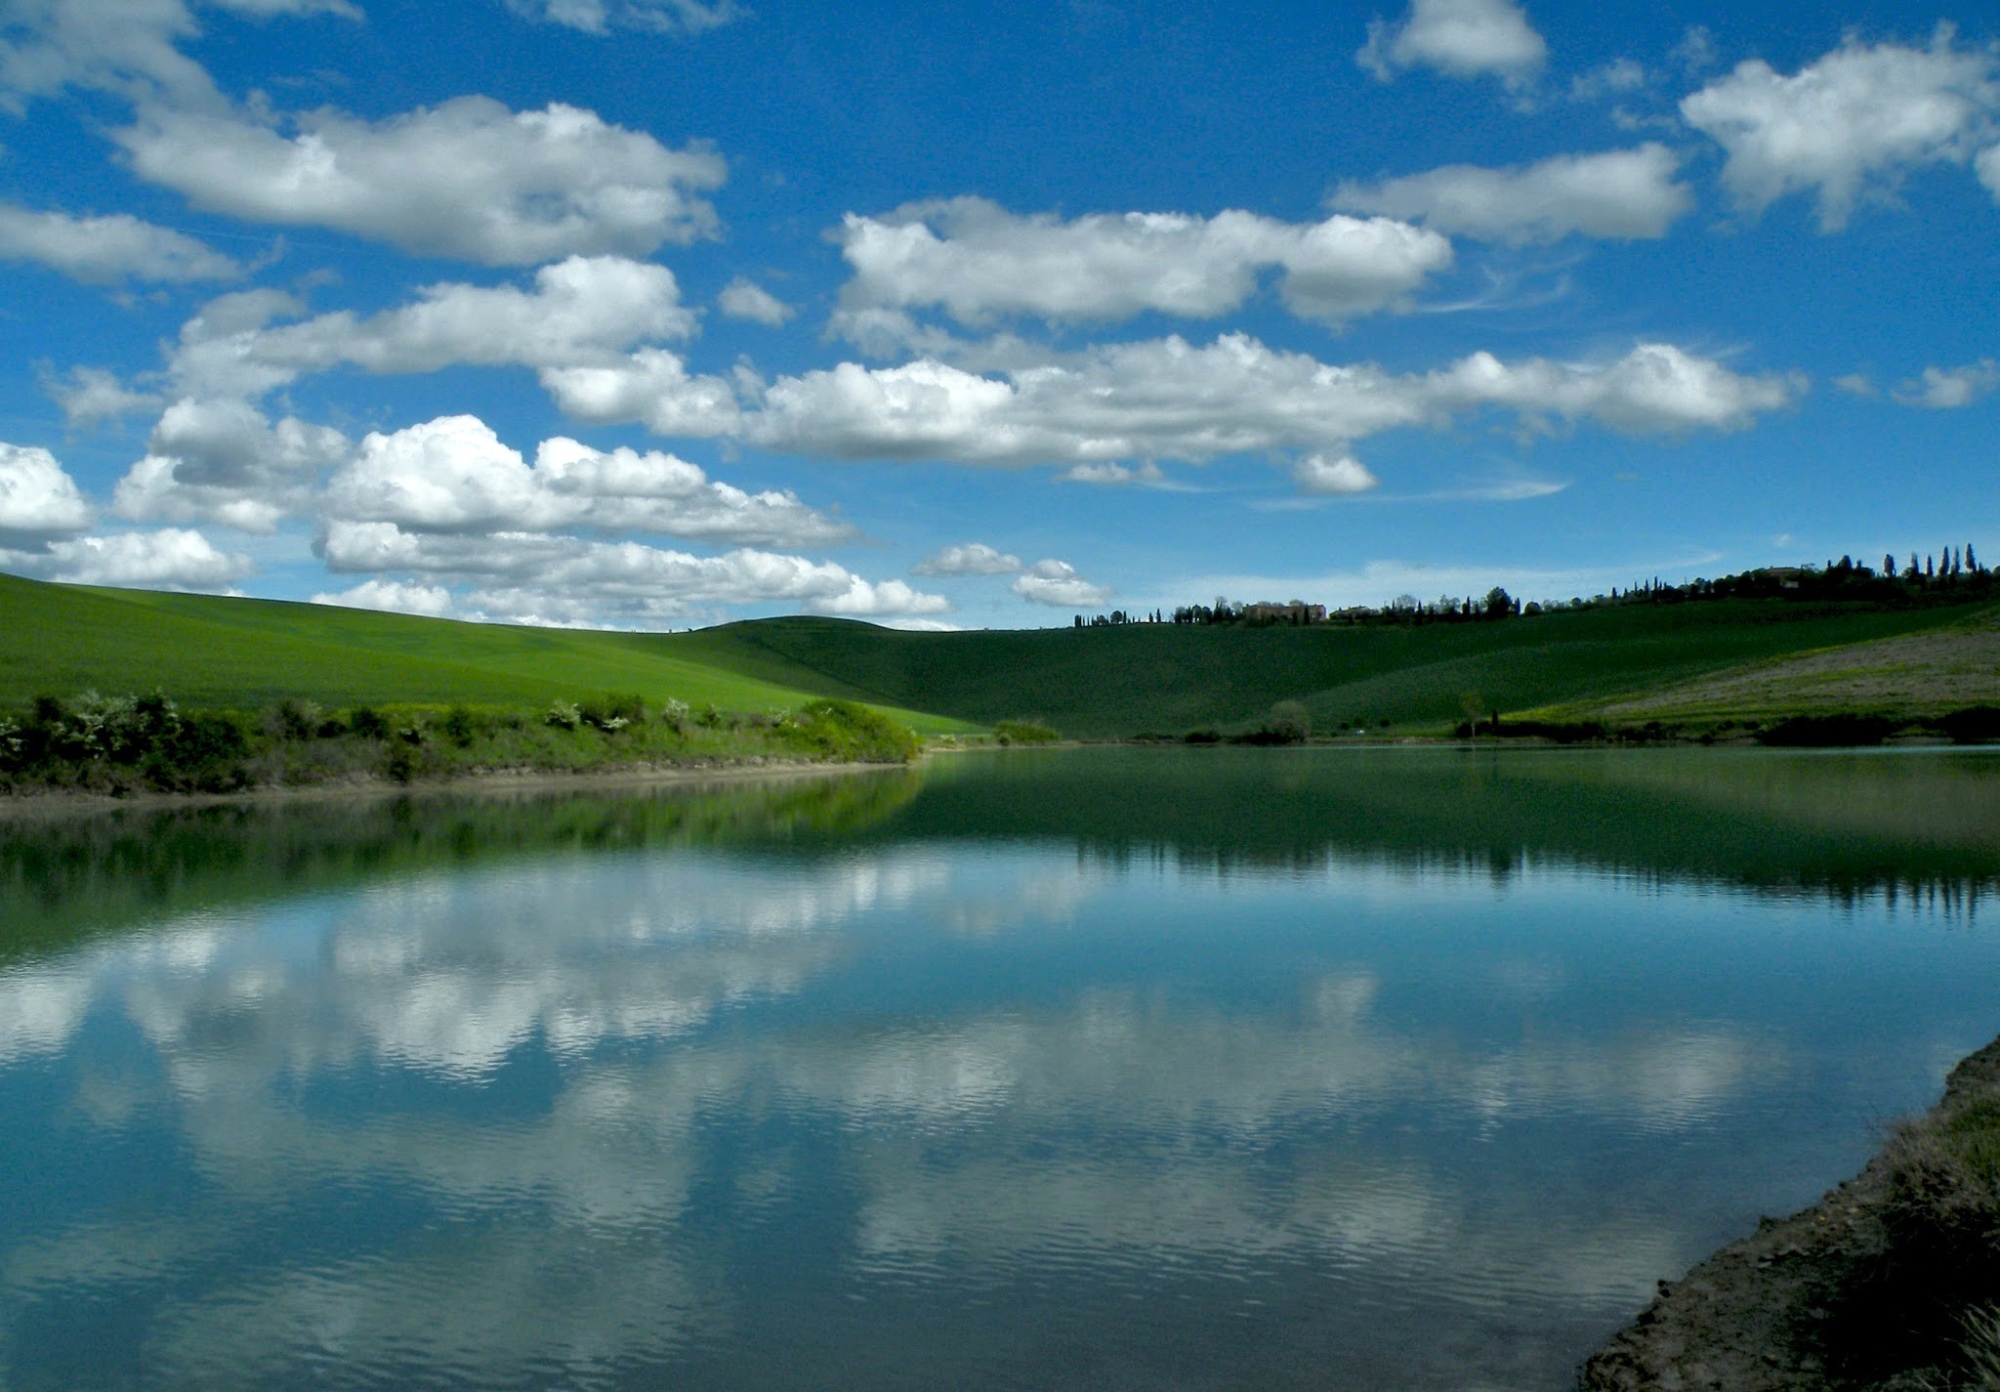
1581, 1036, 2000, 1390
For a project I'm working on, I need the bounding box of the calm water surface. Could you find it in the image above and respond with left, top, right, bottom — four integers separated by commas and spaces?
4, 747, 2000, 1391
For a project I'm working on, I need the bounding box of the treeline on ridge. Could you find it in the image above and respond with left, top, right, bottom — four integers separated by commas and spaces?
1068, 547, 1997, 629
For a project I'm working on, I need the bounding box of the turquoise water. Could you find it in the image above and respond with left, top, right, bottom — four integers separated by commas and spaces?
4, 747, 2000, 1390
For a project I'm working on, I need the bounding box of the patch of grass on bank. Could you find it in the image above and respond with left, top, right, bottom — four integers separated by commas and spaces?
1819, 1046, 2000, 1389
0, 691, 921, 797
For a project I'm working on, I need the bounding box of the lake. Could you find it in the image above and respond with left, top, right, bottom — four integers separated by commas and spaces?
4, 746, 2000, 1391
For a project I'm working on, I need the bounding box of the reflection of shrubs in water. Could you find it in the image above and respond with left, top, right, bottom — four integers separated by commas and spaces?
0, 766, 925, 964
1757, 714, 1896, 747
1942, 707, 2000, 746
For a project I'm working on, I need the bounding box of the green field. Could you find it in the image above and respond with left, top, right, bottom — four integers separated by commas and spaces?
4, 571, 1996, 738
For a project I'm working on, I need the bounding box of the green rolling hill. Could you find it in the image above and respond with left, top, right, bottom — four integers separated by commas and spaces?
0, 573, 964, 731
666, 599, 2000, 736
4, 571, 1996, 738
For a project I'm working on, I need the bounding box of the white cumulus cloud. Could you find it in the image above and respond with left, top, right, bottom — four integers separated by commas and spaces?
119, 98, 726, 265
913, 543, 1023, 576
1681, 30, 2000, 230
0, 0, 357, 109
3, 527, 252, 588
717, 277, 794, 326
323, 415, 854, 548
316, 522, 948, 624
1892, 360, 1999, 409
1010, 558, 1112, 608
1331, 145, 1692, 243
310, 579, 456, 618
834, 196, 1452, 329
1358, 0, 1547, 89
1980, 144, 2000, 201
540, 347, 744, 436
747, 335, 1800, 469
0, 202, 240, 283
170, 256, 693, 399
1060, 461, 1166, 486
114, 396, 350, 532
46, 366, 164, 427
501, 0, 741, 35
0, 441, 94, 540
1293, 454, 1381, 495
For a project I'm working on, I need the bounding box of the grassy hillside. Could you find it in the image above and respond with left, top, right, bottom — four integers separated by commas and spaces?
1526, 605, 2000, 726
0, 573, 965, 732
6, 571, 1995, 740
663, 598, 2000, 737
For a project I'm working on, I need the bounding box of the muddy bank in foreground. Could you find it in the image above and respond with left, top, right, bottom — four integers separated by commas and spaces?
1582, 1037, 2000, 1390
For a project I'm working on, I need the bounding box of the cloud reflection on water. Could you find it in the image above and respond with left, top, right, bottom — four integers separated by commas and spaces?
0, 827, 1923, 1391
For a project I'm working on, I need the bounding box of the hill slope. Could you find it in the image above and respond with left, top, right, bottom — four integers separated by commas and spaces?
1528, 606, 2000, 725
6, 573, 1994, 738
662, 599, 2000, 737
0, 574, 963, 731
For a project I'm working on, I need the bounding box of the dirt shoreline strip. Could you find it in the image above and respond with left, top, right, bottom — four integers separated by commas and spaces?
1580, 1034, 2000, 1390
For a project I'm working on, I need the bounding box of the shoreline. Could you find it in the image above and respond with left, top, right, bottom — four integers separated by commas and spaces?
10, 739, 2000, 821
1581, 1033, 2000, 1390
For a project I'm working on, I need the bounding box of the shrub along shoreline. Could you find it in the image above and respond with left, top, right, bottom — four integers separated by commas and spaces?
0, 691, 922, 799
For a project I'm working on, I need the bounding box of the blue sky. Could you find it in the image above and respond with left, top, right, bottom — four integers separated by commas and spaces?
0, 0, 1994, 629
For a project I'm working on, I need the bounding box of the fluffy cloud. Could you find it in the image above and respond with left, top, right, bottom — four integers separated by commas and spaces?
119, 98, 725, 264
913, 543, 1023, 577
540, 348, 744, 437
316, 522, 948, 623
1892, 360, 1999, 409
0, 202, 240, 283
323, 415, 854, 548
1681, 32, 2000, 230
1293, 454, 1381, 495
46, 366, 163, 426
114, 397, 350, 532
717, 277, 794, 326
1357, 0, 1547, 88
1331, 145, 1692, 244
748, 335, 1801, 468
1, 0, 220, 107
1981, 144, 2000, 201
0, 0, 356, 109
0, 441, 94, 540
1060, 461, 1167, 486
170, 256, 693, 399
501, 0, 740, 35
310, 579, 455, 617
834, 196, 1452, 328
1010, 558, 1112, 608
3, 526, 252, 588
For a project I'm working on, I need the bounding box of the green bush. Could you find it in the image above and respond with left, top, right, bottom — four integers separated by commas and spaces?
780, 700, 920, 763
994, 720, 1060, 745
